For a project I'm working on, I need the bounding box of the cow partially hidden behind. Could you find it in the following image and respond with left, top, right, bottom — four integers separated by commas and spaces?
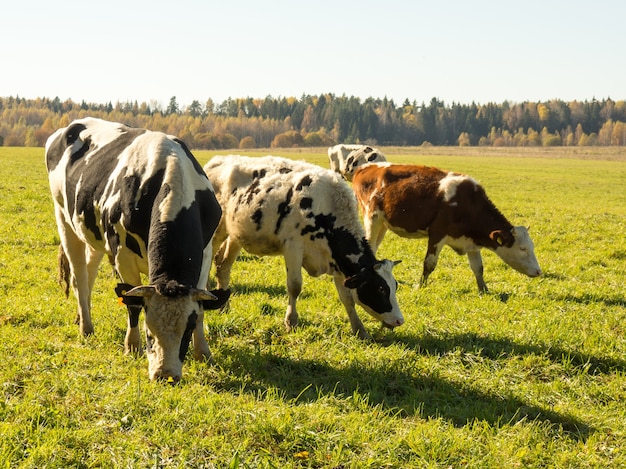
327, 144, 386, 181
45, 117, 228, 382
352, 163, 542, 293
204, 155, 404, 340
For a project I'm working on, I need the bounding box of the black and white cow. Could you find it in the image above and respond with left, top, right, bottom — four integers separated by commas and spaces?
45, 117, 228, 382
204, 155, 404, 340
327, 144, 386, 181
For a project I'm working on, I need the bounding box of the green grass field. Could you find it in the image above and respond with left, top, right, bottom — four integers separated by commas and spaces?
0, 146, 625, 468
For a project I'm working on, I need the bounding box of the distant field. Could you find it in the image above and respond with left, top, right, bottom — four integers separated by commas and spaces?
0, 146, 625, 467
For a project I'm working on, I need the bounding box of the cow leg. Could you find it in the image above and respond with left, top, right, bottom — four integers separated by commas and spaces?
84, 247, 105, 326
283, 242, 304, 331
115, 253, 143, 354
192, 309, 212, 362
421, 237, 446, 287
363, 210, 387, 253
333, 274, 371, 340
467, 250, 488, 293
192, 243, 214, 362
57, 219, 96, 336
213, 237, 241, 291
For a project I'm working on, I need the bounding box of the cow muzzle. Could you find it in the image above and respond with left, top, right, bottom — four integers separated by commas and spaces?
382, 316, 405, 329
152, 370, 181, 385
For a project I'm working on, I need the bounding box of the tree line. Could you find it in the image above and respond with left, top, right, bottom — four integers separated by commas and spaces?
1, 94, 625, 149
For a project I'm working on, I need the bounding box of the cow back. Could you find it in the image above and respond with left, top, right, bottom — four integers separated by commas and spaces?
45, 117, 219, 287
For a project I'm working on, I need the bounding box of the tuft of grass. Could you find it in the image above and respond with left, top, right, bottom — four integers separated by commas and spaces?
0, 146, 625, 467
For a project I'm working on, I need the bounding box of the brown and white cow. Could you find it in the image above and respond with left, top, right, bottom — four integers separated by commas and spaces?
46, 117, 229, 382
204, 155, 404, 340
327, 144, 386, 181
351, 162, 542, 292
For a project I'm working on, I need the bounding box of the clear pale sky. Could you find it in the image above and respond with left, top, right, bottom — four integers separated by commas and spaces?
2, 0, 624, 109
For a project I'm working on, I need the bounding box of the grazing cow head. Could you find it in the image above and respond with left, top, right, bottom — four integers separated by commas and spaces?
327, 145, 386, 181
120, 281, 217, 382
344, 260, 404, 328
490, 226, 542, 278
343, 146, 387, 181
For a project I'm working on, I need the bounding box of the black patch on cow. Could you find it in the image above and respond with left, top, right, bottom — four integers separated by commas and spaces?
148, 187, 221, 287
125, 234, 142, 258
127, 305, 142, 328
115, 170, 165, 256
70, 138, 92, 164
172, 138, 206, 177
65, 122, 87, 146
115, 283, 143, 325
242, 179, 262, 205
279, 167, 292, 174
275, 187, 293, 234
63, 126, 147, 243
196, 187, 222, 248
253, 169, 267, 179
345, 155, 355, 170
367, 152, 379, 162
353, 268, 393, 314
300, 197, 313, 211
179, 310, 197, 362
82, 195, 102, 241
115, 282, 135, 298
45, 123, 87, 172
296, 175, 313, 191
115, 283, 143, 308
301, 212, 377, 278
252, 209, 263, 230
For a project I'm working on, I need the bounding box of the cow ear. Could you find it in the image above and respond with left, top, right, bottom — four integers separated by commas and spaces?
344, 275, 361, 289
125, 285, 156, 298
344, 269, 367, 289
201, 288, 231, 310
489, 230, 506, 246
190, 288, 218, 302
116, 283, 148, 306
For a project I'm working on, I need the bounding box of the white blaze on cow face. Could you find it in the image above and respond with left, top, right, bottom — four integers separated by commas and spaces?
124, 284, 217, 382
123, 287, 199, 382
493, 226, 542, 278
140, 293, 198, 382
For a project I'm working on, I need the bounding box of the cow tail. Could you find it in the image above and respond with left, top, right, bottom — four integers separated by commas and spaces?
57, 244, 70, 298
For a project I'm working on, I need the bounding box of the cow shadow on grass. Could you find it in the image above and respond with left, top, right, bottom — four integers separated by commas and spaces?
228, 282, 287, 298
557, 291, 626, 308
213, 341, 593, 441
390, 330, 626, 375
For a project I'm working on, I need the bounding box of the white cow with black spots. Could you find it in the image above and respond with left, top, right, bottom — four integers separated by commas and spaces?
204, 155, 404, 340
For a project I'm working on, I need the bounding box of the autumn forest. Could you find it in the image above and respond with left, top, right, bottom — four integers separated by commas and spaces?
1, 94, 625, 149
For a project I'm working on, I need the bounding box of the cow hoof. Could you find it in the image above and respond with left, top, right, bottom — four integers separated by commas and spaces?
284, 314, 298, 332
355, 329, 373, 341
194, 350, 214, 364
124, 345, 142, 357
284, 321, 298, 332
